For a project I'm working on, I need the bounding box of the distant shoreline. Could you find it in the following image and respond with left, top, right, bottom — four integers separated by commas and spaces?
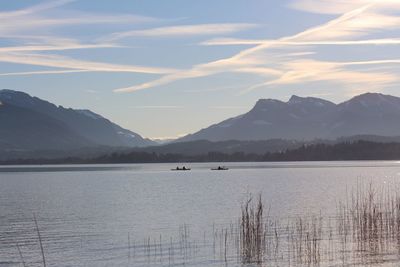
2, 140, 400, 166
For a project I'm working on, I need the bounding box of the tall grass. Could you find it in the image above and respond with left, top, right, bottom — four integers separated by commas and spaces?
337, 184, 400, 260
240, 194, 265, 264
33, 214, 47, 267
238, 184, 400, 265
16, 242, 26, 267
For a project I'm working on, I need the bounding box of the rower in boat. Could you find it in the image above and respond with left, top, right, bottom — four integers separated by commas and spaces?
172, 166, 191, 171
211, 166, 229, 170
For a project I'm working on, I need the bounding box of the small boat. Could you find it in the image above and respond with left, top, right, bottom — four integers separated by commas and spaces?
171, 167, 191, 171
211, 166, 229, 171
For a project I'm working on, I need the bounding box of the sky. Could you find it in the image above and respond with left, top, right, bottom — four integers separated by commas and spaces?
1, 0, 400, 139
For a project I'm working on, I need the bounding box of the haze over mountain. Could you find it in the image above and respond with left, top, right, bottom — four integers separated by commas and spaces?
0, 90, 154, 151
179, 93, 400, 142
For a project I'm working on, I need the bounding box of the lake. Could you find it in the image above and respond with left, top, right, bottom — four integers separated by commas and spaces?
1, 161, 400, 266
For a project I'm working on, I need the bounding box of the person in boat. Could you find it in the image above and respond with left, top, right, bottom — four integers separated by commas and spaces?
182, 166, 186, 170
176, 166, 179, 170
218, 166, 222, 170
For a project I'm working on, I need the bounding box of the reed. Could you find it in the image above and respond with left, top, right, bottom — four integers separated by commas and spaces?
16, 242, 26, 267
33, 214, 47, 267
336, 183, 400, 262
240, 194, 265, 264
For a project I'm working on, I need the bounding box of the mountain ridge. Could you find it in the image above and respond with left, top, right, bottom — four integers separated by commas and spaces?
3, 90, 400, 154
0, 89, 154, 151
178, 92, 400, 142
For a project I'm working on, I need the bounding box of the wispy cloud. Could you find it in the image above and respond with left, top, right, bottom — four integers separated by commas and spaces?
0, 0, 155, 37
1, 2, 256, 79
103, 23, 258, 41
114, 0, 400, 94
266, 59, 399, 86
0, 52, 178, 74
0, 0, 76, 18
113, 57, 264, 92
0, 0, 167, 76
0, 69, 89, 76
0, 43, 120, 53
119, 4, 371, 92
2, 0, 400, 96
201, 38, 400, 46
239, 58, 400, 94
288, 0, 400, 15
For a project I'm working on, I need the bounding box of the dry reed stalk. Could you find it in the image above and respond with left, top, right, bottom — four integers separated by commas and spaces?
33, 214, 46, 267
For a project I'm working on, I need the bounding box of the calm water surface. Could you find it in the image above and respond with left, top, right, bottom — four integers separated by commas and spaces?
1, 161, 400, 266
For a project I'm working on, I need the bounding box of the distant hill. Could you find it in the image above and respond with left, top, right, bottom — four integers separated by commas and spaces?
3, 135, 399, 162
178, 93, 400, 142
133, 139, 308, 155
4, 140, 400, 165
0, 89, 154, 152
118, 135, 400, 157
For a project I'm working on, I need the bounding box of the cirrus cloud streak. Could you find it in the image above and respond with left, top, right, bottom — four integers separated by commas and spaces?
114, 0, 400, 94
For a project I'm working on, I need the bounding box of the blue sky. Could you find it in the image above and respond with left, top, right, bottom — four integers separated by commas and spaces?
1, 0, 400, 139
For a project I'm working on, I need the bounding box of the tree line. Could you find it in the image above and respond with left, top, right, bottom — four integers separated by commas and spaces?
2, 140, 400, 165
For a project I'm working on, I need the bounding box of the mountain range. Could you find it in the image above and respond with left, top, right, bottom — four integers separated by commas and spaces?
179, 93, 400, 142
0, 89, 154, 152
2, 90, 400, 159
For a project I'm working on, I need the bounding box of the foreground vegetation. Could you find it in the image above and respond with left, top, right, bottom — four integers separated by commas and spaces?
238, 186, 400, 266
